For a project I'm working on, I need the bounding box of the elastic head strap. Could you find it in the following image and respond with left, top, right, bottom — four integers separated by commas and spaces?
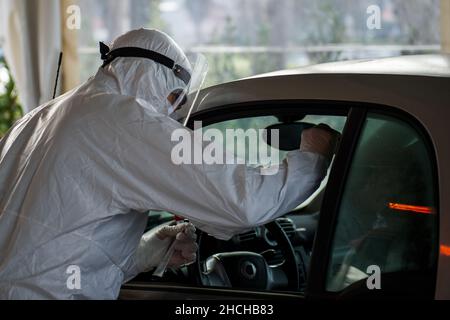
99, 42, 191, 85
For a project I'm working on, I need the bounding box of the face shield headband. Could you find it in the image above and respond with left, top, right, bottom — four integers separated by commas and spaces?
99, 42, 191, 86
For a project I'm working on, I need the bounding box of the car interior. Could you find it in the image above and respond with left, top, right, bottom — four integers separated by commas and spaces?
120, 111, 347, 299
121, 108, 438, 300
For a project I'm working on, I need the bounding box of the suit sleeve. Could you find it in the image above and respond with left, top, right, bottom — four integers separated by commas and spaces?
98, 99, 329, 240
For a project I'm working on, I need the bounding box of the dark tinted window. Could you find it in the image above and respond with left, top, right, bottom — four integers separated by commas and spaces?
327, 113, 438, 293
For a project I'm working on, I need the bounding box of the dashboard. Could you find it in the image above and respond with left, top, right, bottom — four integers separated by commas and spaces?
197, 213, 319, 291
136, 211, 319, 292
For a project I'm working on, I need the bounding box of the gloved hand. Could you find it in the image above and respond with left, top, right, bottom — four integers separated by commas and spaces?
135, 222, 198, 273
300, 123, 341, 162
156, 222, 198, 267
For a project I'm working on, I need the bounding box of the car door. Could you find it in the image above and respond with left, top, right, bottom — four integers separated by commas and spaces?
307, 106, 440, 300
121, 100, 353, 300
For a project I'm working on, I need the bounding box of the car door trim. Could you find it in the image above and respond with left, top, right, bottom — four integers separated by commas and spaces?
305, 107, 367, 299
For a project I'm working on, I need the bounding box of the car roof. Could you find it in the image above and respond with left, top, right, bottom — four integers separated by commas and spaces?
249, 54, 450, 79
182, 54, 450, 117
179, 54, 450, 117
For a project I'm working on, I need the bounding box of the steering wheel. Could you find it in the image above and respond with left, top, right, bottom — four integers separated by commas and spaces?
190, 220, 300, 291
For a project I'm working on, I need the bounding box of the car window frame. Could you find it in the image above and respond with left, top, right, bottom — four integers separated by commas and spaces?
185, 99, 352, 296
125, 100, 440, 300
187, 100, 350, 127
306, 104, 440, 300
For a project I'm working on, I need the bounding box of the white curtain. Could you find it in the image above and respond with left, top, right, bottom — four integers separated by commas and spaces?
0, 0, 62, 112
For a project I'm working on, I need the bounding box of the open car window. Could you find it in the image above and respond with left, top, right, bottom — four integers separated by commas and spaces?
189, 112, 347, 293
140, 110, 349, 294
203, 114, 346, 166
147, 113, 346, 231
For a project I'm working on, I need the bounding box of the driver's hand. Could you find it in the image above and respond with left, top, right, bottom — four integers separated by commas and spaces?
300, 124, 341, 162
156, 222, 198, 268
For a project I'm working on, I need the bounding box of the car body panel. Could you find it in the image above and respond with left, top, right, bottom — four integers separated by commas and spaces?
251, 54, 450, 78
178, 54, 450, 299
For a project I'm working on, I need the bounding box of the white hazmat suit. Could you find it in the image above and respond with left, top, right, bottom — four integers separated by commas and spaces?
0, 29, 328, 299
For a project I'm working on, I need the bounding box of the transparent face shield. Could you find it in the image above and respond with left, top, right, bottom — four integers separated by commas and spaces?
99, 42, 208, 125
166, 53, 208, 126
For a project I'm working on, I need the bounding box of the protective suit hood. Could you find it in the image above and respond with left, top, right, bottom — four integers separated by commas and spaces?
96, 28, 191, 115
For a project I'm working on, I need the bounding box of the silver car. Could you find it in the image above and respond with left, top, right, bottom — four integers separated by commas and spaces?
121, 54, 450, 300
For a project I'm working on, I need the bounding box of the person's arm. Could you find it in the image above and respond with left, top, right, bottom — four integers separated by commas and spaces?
100, 98, 335, 240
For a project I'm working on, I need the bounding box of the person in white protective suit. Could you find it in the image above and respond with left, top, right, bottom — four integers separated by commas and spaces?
0, 28, 339, 300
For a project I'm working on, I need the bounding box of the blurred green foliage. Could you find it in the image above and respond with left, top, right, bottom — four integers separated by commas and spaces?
202, 2, 345, 87
305, 0, 346, 63
0, 57, 23, 138
76, 0, 440, 87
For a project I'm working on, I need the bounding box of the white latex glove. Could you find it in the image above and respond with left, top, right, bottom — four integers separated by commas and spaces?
300, 124, 341, 162
135, 222, 198, 273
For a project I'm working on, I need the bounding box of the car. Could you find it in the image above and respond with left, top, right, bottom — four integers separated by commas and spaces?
119, 54, 450, 300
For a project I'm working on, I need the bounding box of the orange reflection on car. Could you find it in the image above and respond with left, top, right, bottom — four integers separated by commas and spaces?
388, 202, 435, 215
440, 245, 450, 257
